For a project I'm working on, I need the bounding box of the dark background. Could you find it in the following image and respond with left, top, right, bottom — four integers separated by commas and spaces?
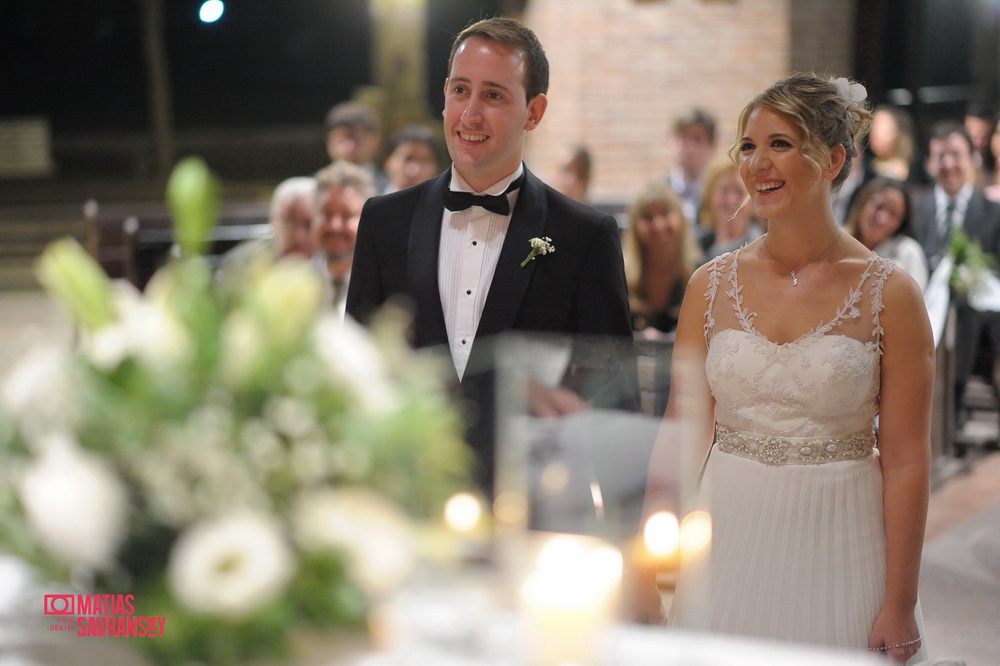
0, 0, 502, 133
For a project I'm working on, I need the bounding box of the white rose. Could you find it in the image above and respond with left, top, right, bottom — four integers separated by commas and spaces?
294, 488, 415, 597
314, 315, 397, 414
2, 345, 78, 437
19, 434, 128, 569
168, 513, 294, 619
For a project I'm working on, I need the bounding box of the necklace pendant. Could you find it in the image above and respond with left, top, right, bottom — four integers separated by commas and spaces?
791, 270, 799, 287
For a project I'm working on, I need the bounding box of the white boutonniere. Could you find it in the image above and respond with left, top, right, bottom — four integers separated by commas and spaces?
520, 237, 555, 268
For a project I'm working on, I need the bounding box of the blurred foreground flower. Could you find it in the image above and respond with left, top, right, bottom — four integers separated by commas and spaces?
0, 157, 470, 664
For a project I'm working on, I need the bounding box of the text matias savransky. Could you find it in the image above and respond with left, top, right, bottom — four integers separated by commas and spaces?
44, 594, 167, 638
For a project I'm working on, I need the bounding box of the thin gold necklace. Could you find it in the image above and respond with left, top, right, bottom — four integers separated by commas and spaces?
762, 229, 843, 287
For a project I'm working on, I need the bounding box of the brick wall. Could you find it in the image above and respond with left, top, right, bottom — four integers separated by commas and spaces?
522, 0, 855, 203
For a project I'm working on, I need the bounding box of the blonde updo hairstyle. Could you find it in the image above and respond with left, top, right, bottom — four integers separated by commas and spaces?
730, 72, 873, 192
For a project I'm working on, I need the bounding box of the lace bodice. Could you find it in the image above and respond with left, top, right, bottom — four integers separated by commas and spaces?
704, 249, 894, 439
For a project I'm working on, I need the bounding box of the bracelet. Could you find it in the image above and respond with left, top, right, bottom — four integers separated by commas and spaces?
869, 636, 921, 651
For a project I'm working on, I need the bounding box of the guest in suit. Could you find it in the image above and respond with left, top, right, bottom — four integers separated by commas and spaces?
325, 101, 390, 194
312, 161, 375, 319
346, 17, 637, 492
913, 121, 1000, 426
666, 108, 717, 224
382, 125, 443, 194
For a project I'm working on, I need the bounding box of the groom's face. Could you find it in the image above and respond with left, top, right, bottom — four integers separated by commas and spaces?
442, 36, 546, 192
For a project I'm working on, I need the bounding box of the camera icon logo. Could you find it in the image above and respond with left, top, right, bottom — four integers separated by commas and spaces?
43, 594, 75, 615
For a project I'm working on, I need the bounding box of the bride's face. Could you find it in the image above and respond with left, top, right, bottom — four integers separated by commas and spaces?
737, 106, 823, 221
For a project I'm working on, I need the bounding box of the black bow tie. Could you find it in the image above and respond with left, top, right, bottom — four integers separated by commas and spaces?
444, 175, 524, 216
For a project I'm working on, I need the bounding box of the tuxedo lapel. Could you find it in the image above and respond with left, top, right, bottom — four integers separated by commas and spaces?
475, 168, 548, 339
407, 172, 450, 349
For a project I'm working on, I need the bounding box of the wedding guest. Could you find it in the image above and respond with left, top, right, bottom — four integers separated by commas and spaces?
624, 182, 703, 336
268, 176, 317, 259
845, 178, 927, 288
667, 108, 717, 223
832, 140, 875, 225
867, 104, 925, 185
383, 125, 443, 194
912, 120, 1000, 427
324, 101, 390, 194
983, 116, 1000, 203
312, 161, 375, 318
346, 17, 636, 493
551, 144, 592, 203
964, 102, 996, 183
633, 73, 932, 666
215, 177, 316, 282
697, 157, 762, 258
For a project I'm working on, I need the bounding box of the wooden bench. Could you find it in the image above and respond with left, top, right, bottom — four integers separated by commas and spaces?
85, 201, 271, 289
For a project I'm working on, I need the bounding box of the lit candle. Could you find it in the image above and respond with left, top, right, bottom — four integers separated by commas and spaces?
520, 534, 622, 666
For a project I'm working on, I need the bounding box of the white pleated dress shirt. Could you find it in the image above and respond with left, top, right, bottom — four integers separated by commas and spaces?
438, 164, 524, 379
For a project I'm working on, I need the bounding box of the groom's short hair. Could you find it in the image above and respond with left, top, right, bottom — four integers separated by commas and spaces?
446, 17, 550, 103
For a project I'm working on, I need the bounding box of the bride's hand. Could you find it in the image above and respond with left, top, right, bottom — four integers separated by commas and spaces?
868, 606, 921, 664
621, 563, 667, 625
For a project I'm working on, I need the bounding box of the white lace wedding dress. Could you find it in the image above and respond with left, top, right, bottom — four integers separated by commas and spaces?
668, 248, 928, 661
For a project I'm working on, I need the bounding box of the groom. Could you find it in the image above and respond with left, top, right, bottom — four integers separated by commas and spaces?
346, 17, 636, 492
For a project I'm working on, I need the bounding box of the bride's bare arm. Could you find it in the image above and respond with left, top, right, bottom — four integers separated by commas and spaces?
871, 268, 933, 663
625, 265, 715, 623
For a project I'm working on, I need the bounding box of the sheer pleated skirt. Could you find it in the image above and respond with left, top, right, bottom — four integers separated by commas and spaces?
669, 446, 926, 659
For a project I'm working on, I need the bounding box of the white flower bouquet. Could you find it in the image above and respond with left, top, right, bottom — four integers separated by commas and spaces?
0, 158, 471, 664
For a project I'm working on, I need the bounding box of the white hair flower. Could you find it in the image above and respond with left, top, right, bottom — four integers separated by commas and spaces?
832, 77, 868, 124
168, 513, 294, 619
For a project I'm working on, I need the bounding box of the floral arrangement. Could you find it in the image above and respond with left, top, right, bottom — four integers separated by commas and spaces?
949, 227, 995, 296
0, 158, 471, 664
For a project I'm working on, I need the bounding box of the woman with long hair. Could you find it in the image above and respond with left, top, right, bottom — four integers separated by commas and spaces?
623, 182, 703, 336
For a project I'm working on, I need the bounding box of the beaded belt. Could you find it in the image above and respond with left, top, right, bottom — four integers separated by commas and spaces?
714, 424, 876, 466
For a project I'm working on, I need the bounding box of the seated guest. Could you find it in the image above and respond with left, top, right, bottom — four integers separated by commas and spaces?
666, 108, 717, 223
551, 144, 593, 203
984, 115, 1000, 203
216, 176, 316, 281
912, 120, 1000, 428
623, 182, 703, 337
269, 176, 317, 259
324, 101, 389, 193
382, 125, 443, 194
697, 157, 762, 258
867, 104, 926, 185
845, 177, 928, 288
311, 161, 375, 318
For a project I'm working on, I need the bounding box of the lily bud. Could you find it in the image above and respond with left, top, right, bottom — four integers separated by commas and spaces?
35, 237, 115, 331
167, 156, 220, 257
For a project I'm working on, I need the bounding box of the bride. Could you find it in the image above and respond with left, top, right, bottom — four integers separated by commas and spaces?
633, 73, 933, 665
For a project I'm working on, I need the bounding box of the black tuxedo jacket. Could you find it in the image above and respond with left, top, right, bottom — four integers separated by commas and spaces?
912, 188, 1000, 270
346, 166, 638, 491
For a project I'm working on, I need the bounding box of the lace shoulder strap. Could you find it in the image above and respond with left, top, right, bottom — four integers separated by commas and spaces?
703, 251, 733, 344
870, 255, 895, 354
